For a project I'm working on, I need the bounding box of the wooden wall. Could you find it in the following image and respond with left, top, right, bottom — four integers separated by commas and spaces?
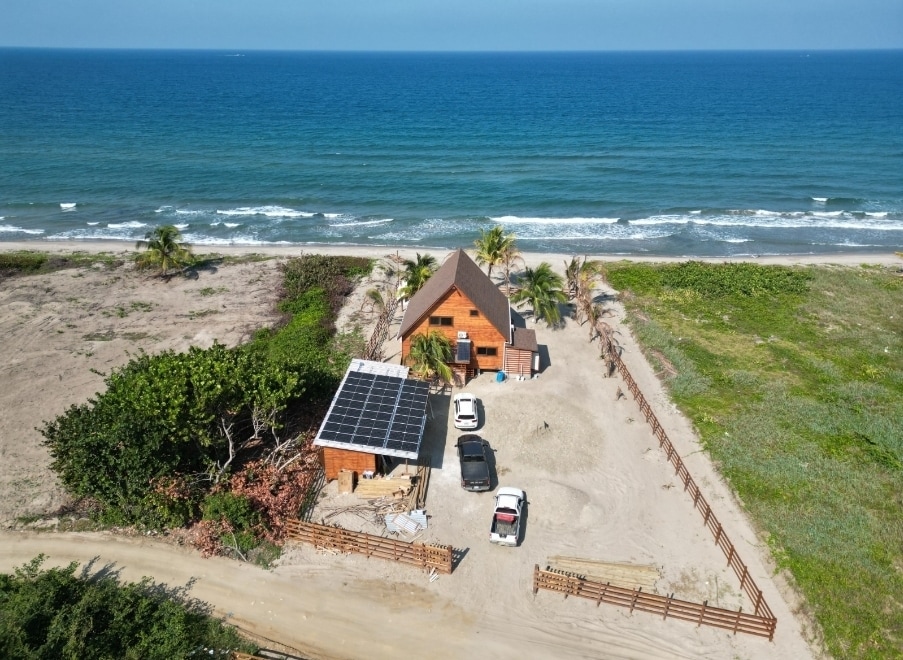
320, 447, 378, 481
504, 346, 534, 377
401, 287, 507, 371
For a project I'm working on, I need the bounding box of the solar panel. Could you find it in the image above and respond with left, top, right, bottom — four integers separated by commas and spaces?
455, 339, 471, 364
314, 359, 429, 459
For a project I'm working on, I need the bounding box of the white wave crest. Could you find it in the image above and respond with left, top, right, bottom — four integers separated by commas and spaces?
87, 222, 99, 226
174, 223, 189, 230
329, 218, 393, 228
490, 215, 620, 225
107, 221, 147, 229
224, 223, 240, 228
811, 197, 828, 203
60, 203, 77, 210
0, 224, 45, 235
216, 206, 315, 219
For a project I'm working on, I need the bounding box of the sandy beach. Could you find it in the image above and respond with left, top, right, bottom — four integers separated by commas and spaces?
2, 239, 891, 658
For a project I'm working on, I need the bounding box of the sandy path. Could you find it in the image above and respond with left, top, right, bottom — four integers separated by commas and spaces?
0, 530, 764, 660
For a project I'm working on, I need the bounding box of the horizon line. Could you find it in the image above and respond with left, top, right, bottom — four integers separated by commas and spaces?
1, 46, 901, 54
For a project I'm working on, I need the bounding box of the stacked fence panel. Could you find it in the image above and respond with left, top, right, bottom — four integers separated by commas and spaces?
285, 519, 453, 574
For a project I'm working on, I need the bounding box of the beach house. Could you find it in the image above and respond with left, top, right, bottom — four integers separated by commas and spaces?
398, 248, 538, 383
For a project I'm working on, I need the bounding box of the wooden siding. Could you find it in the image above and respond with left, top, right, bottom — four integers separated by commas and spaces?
504, 345, 534, 377
401, 287, 507, 371
320, 447, 377, 481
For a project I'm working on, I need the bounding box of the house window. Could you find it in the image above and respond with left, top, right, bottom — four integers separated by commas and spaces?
469, 310, 480, 317
429, 316, 453, 326
476, 346, 498, 356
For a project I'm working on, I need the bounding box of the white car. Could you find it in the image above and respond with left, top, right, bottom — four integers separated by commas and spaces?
453, 393, 480, 430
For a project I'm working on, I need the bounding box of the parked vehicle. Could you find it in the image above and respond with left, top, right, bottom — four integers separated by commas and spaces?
489, 487, 525, 546
456, 434, 491, 492
453, 392, 479, 430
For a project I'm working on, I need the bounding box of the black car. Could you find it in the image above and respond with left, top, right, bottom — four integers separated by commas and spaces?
456, 434, 491, 492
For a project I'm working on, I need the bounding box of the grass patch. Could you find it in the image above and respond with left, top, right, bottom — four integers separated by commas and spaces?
82, 330, 115, 342
198, 286, 229, 297
188, 308, 219, 319
0, 250, 123, 278
607, 261, 903, 659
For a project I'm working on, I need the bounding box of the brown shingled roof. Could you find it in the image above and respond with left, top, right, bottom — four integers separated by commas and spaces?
398, 249, 511, 342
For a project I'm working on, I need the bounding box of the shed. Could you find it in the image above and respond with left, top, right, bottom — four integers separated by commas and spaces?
313, 360, 430, 481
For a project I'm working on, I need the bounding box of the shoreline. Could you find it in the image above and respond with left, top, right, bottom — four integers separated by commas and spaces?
1, 238, 900, 268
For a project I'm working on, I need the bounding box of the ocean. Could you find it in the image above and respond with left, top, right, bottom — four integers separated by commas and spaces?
1, 49, 901, 257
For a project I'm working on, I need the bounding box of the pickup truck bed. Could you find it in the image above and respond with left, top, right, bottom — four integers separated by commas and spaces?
492, 512, 518, 538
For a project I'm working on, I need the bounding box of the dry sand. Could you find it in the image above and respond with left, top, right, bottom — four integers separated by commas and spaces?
0, 239, 878, 658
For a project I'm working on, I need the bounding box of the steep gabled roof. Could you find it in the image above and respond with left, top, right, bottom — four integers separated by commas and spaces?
399, 249, 511, 342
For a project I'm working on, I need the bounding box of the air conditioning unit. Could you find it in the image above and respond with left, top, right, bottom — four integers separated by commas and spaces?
457, 331, 468, 339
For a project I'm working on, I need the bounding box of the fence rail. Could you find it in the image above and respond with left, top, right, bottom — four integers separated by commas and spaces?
601, 336, 776, 625
533, 566, 776, 640
361, 296, 398, 362
285, 519, 454, 574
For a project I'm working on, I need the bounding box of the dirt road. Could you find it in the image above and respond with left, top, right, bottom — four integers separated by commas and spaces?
1, 530, 767, 660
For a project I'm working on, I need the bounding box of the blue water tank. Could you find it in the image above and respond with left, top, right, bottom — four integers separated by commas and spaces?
496, 371, 506, 382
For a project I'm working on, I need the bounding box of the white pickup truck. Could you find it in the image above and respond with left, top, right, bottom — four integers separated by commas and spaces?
489, 487, 525, 546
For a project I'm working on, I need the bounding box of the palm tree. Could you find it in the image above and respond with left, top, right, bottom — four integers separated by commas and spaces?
399, 253, 438, 299
511, 262, 568, 326
473, 225, 516, 280
405, 331, 454, 384
499, 242, 523, 299
564, 256, 606, 326
135, 225, 193, 277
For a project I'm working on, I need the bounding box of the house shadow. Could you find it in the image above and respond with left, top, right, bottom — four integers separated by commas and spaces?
419, 390, 451, 470
536, 344, 552, 372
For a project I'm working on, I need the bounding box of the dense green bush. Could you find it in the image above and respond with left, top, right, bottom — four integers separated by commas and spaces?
41, 254, 369, 535
0, 556, 257, 659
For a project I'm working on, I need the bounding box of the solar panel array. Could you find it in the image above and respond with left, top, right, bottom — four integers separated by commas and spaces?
315, 371, 430, 459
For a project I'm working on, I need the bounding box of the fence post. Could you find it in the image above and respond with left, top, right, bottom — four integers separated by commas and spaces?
697, 600, 707, 628
533, 564, 540, 595
733, 608, 743, 635
630, 587, 642, 613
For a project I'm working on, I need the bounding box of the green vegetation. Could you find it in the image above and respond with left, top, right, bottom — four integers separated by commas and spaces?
607, 260, 903, 659
511, 262, 568, 326
0, 555, 256, 659
399, 252, 438, 298
41, 253, 371, 558
474, 225, 522, 296
135, 225, 194, 277
0, 251, 122, 278
198, 286, 229, 297
406, 330, 454, 384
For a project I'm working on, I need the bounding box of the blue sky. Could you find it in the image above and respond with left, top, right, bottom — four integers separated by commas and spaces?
3, 0, 901, 50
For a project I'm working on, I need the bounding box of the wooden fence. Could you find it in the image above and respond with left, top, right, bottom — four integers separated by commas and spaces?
601, 336, 776, 627
285, 519, 454, 574
361, 296, 398, 362
533, 566, 777, 640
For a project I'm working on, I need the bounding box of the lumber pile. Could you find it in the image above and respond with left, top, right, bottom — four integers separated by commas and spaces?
546, 556, 660, 591
353, 475, 413, 499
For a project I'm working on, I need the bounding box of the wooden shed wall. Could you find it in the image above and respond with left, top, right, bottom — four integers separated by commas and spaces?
401, 288, 506, 371
504, 346, 535, 377
320, 447, 378, 481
